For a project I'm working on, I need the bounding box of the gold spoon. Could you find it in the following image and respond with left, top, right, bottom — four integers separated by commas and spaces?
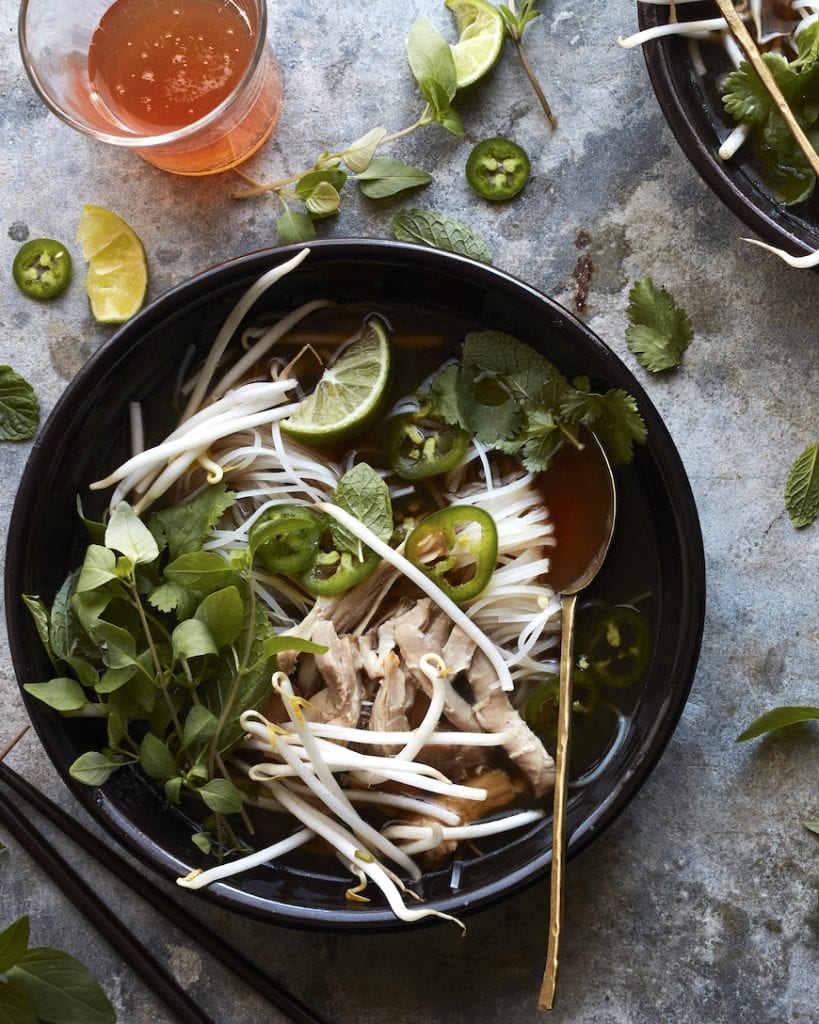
538, 429, 617, 1010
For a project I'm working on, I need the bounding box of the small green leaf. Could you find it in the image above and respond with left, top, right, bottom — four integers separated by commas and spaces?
331, 463, 393, 555
172, 618, 218, 661
21, 596, 53, 662
0, 981, 37, 1024
182, 705, 218, 749
164, 551, 235, 594
304, 181, 341, 218
341, 126, 387, 173
277, 207, 316, 244
193, 586, 244, 647
736, 705, 819, 742
8, 947, 116, 1024
191, 831, 212, 855
139, 733, 177, 782
0, 365, 40, 442
105, 502, 159, 565
357, 157, 433, 199
23, 678, 87, 712
784, 442, 819, 529
87, 620, 137, 671
407, 17, 458, 107
95, 664, 136, 694
392, 208, 492, 264
805, 820, 819, 835
76, 545, 119, 594
561, 381, 647, 466
0, 916, 30, 973
625, 277, 693, 373
69, 751, 122, 786
294, 167, 347, 198
164, 776, 183, 804
198, 778, 244, 815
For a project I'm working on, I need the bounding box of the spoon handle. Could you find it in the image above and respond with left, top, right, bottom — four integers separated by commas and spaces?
539, 590, 577, 1010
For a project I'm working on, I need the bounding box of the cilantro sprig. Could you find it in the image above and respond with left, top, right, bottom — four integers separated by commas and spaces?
425, 330, 647, 471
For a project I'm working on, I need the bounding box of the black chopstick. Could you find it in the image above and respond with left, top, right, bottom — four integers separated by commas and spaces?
0, 785, 217, 1024
0, 762, 331, 1024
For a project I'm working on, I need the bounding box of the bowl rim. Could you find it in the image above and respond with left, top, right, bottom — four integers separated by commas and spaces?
637, 1, 818, 258
5, 238, 707, 929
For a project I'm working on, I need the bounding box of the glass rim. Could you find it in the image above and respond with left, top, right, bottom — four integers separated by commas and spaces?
17, 0, 270, 149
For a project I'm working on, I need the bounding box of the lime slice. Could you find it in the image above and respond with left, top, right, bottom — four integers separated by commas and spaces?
446, 0, 505, 88
281, 317, 392, 447
77, 205, 148, 324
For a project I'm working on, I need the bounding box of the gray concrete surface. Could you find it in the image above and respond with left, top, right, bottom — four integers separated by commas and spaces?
1, 2, 817, 1022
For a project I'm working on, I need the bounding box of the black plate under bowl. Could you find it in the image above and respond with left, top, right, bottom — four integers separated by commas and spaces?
638, 1, 819, 256
5, 239, 705, 930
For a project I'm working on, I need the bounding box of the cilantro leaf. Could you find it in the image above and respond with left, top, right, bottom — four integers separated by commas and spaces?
625, 277, 692, 372
723, 54, 797, 125
784, 442, 819, 528
561, 380, 647, 466
0, 365, 40, 442
426, 363, 464, 426
520, 409, 563, 472
392, 208, 493, 264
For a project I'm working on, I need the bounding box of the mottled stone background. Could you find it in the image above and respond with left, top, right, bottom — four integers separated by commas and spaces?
1, 2, 817, 1022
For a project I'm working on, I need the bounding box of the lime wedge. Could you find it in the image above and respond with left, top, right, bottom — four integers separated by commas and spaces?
282, 317, 392, 447
77, 205, 148, 324
446, 0, 505, 88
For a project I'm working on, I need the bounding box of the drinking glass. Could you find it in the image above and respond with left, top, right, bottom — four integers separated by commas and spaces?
19, 0, 282, 175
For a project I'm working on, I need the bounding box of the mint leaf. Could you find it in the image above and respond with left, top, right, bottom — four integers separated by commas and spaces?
0, 917, 30, 973
0, 366, 40, 442
357, 157, 432, 199
8, 947, 116, 1024
736, 705, 819, 741
462, 331, 569, 408
625, 277, 692, 372
149, 483, 235, 560
392, 208, 492, 264
805, 820, 819, 835
23, 678, 87, 712
331, 463, 393, 555
785, 442, 819, 528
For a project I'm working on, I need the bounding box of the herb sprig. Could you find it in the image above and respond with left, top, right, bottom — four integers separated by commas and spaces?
498, 1, 557, 128
785, 442, 819, 529
425, 330, 647, 470
723, 22, 819, 204
235, 16, 464, 243
0, 366, 40, 442
625, 277, 693, 373
0, 916, 115, 1024
23, 487, 322, 856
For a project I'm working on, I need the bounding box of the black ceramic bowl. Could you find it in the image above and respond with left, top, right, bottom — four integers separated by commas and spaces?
638, 1, 819, 256
5, 239, 705, 929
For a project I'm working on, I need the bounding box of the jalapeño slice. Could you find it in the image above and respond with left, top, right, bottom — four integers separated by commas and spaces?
405, 505, 497, 603
465, 136, 530, 200
578, 605, 651, 689
386, 409, 470, 480
13, 238, 72, 300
